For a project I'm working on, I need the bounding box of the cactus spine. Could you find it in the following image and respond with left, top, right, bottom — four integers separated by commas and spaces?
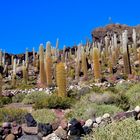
93, 47, 101, 81
39, 44, 46, 85
46, 42, 52, 87
56, 62, 67, 97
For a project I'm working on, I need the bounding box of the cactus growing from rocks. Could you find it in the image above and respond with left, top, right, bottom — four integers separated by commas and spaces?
22, 60, 28, 84
12, 59, 16, 88
46, 41, 52, 87
93, 47, 101, 81
39, 44, 46, 85
56, 62, 67, 97
81, 47, 88, 79
122, 30, 131, 75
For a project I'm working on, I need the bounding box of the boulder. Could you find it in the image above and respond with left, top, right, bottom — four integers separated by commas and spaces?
54, 126, 67, 140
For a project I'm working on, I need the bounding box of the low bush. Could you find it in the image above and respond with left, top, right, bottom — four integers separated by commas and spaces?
33, 95, 74, 109
22, 91, 47, 104
66, 96, 122, 120
88, 92, 118, 105
125, 84, 140, 109
115, 82, 134, 93
32, 109, 56, 123
84, 119, 140, 140
0, 108, 27, 124
0, 97, 12, 107
12, 94, 26, 103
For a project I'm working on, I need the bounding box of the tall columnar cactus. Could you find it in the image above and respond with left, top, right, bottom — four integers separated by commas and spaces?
46, 41, 52, 87
56, 62, 67, 97
33, 47, 36, 67
132, 29, 138, 61
12, 59, 16, 87
81, 47, 88, 79
2, 50, 5, 65
75, 44, 81, 80
11, 55, 14, 65
0, 73, 2, 97
0, 49, 2, 66
25, 48, 28, 68
39, 44, 46, 85
93, 47, 101, 81
122, 30, 131, 75
22, 60, 28, 84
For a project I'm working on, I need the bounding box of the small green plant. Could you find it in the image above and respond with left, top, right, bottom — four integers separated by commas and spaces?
125, 84, 140, 109
0, 97, 12, 107
84, 119, 140, 140
22, 91, 47, 104
12, 94, 26, 103
32, 109, 56, 123
33, 95, 74, 109
0, 108, 27, 124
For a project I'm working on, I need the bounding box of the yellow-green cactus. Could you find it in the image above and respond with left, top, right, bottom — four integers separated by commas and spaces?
93, 47, 101, 81
46, 42, 52, 87
39, 44, 46, 85
56, 62, 67, 97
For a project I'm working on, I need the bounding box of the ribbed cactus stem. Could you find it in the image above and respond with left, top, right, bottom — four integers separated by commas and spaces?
46, 41, 52, 87
93, 47, 101, 81
0, 73, 2, 97
2, 50, 5, 65
81, 47, 88, 79
22, 60, 28, 84
25, 48, 28, 68
75, 44, 81, 80
56, 62, 67, 97
122, 30, 131, 75
33, 47, 36, 67
12, 59, 16, 87
132, 29, 138, 61
39, 44, 46, 85
0, 49, 2, 66
11, 55, 14, 65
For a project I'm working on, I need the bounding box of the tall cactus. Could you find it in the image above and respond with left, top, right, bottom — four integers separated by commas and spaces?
22, 60, 28, 84
122, 30, 131, 75
33, 47, 36, 67
25, 48, 28, 68
39, 44, 46, 85
0, 73, 2, 97
132, 29, 138, 61
56, 62, 67, 97
81, 47, 88, 79
46, 42, 52, 87
93, 47, 101, 81
0, 49, 2, 66
12, 59, 16, 88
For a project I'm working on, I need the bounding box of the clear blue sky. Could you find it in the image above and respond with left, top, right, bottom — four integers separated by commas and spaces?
0, 0, 140, 54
